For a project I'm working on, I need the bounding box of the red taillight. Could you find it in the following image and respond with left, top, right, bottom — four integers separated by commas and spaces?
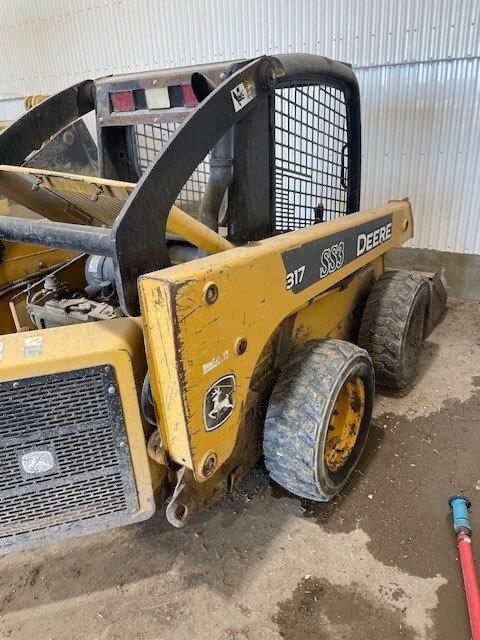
110, 90, 135, 112
182, 85, 198, 107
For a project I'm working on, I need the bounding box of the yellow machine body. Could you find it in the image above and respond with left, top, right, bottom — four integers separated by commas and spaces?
139, 201, 412, 481
0, 163, 413, 537
0, 55, 434, 548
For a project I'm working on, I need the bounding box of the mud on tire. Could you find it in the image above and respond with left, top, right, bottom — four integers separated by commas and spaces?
263, 340, 374, 502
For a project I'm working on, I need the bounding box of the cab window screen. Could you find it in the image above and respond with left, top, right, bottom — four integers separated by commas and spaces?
273, 84, 348, 232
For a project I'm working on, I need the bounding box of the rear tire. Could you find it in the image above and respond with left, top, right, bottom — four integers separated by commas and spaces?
358, 270, 430, 389
263, 340, 374, 501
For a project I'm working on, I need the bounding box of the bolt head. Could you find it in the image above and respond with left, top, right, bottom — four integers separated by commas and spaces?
202, 453, 217, 477
204, 283, 218, 305
235, 337, 248, 355
62, 130, 75, 146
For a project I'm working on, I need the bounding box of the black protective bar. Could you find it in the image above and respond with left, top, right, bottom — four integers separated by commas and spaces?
0, 217, 112, 255
0, 81, 95, 166
112, 56, 280, 313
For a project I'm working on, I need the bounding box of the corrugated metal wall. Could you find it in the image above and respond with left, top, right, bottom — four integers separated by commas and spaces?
0, 0, 479, 253
359, 58, 480, 254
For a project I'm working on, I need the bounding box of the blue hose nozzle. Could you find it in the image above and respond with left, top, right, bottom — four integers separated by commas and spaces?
449, 496, 472, 533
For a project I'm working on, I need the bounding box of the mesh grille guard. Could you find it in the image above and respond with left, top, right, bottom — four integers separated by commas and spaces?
273, 83, 349, 231
0, 366, 141, 554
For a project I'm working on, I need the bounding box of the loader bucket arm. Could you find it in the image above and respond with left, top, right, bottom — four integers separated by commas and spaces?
0, 57, 281, 315
0, 81, 97, 223
0, 81, 95, 167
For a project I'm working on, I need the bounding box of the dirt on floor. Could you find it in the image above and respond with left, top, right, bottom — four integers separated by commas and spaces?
0, 298, 479, 640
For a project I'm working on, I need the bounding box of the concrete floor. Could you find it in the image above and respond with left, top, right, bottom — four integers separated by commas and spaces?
0, 298, 479, 640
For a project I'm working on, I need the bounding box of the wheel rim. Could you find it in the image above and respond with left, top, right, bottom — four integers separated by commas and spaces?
324, 377, 366, 473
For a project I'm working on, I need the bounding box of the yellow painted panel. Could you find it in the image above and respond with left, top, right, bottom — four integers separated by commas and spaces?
291, 260, 382, 346
0, 317, 163, 511
0, 241, 75, 288
0, 165, 233, 253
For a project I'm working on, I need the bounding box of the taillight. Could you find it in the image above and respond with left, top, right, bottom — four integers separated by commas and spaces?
110, 90, 135, 112
182, 84, 198, 107
109, 84, 200, 112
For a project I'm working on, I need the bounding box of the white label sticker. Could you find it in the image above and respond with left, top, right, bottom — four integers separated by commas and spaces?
202, 350, 229, 375
0, 341, 3, 362
23, 336, 43, 358
231, 78, 257, 112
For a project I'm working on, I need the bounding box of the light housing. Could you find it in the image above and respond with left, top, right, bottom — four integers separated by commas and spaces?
168, 85, 184, 108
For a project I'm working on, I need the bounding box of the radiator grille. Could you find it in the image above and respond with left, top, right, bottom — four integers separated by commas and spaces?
0, 366, 140, 553
273, 84, 349, 232
133, 122, 210, 217
0, 368, 108, 439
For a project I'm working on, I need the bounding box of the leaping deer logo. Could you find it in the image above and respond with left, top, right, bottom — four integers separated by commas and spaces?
208, 385, 234, 419
204, 375, 236, 430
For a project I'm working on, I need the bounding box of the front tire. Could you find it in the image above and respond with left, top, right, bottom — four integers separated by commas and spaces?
263, 340, 374, 501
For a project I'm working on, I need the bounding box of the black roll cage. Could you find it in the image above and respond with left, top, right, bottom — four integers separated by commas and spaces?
0, 54, 360, 316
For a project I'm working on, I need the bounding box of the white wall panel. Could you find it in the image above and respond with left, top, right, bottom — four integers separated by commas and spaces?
0, 0, 479, 254
1, 0, 480, 96
0, 99, 26, 121
358, 58, 480, 254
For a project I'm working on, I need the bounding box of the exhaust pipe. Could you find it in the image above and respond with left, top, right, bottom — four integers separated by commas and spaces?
190, 73, 233, 243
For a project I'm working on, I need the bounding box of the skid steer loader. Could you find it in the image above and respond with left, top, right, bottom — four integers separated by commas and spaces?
0, 54, 446, 554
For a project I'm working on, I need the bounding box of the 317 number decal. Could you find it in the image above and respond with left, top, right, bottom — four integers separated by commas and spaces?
286, 265, 305, 290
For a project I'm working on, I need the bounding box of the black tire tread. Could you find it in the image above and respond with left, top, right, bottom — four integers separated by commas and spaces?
358, 270, 429, 388
263, 339, 371, 501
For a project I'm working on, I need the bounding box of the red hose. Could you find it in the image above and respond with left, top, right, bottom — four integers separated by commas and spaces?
457, 530, 480, 640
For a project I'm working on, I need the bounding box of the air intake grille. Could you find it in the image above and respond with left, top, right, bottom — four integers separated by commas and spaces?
273, 84, 349, 232
132, 122, 210, 217
0, 366, 140, 553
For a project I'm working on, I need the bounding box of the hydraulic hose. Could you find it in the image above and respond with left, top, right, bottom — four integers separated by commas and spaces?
449, 496, 480, 640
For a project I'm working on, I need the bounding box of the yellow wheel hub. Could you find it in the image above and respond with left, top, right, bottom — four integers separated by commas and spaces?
324, 377, 365, 473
